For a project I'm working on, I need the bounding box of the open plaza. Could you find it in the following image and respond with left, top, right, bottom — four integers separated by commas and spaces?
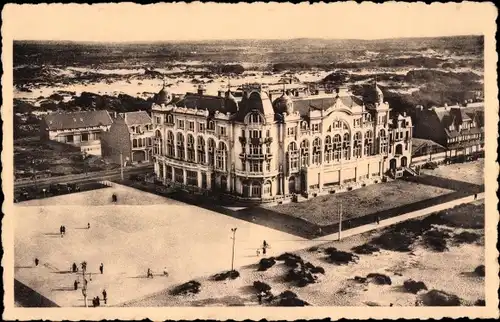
13, 159, 484, 307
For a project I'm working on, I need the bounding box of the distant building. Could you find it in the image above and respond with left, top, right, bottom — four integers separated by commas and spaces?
101, 111, 154, 165
413, 101, 484, 163
411, 138, 447, 168
151, 81, 413, 203
40, 110, 113, 156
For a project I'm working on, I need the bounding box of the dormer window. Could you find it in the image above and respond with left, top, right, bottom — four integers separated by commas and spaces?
300, 121, 308, 131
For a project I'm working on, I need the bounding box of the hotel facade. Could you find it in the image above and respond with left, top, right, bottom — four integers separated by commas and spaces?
151, 83, 413, 202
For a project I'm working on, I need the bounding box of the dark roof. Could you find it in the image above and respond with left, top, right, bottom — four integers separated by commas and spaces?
412, 138, 445, 151
176, 93, 226, 113
124, 111, 151, 125
43, 110, 113, 131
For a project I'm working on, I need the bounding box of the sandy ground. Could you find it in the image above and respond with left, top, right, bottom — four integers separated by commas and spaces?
123, 201, 485, 307
14, 184, 323, 307
265, 181, 453, 226
421, 159, 484, 186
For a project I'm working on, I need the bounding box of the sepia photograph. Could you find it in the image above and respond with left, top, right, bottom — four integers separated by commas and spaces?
2, 2, 499, 321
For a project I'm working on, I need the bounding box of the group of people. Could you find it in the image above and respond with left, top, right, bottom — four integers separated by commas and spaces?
112, 193, 118, 203
92, 290, 107, 307
59, 225, 67, 237
256, 240, 269, 256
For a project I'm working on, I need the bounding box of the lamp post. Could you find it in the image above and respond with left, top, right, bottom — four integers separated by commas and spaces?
230, 228, 237, 272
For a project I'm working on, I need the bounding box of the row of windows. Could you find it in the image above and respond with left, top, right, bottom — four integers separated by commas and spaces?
132, 137, 153, 148
131, 125, 153, 133
154, 115, 227, 134
448, 133, 483, 143
242, 160, 272, 172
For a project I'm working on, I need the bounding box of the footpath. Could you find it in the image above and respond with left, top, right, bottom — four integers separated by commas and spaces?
313, 192, 485, 242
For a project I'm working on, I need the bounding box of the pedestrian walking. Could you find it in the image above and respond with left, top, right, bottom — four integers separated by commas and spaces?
376, 216, 380, 225
102, 289, 107, 304
87, 223, 90, 229
99, 263, 104, 274
263, 240, 268, 248
96, 296, 100, 306
59, 226, 63, 236
474, 193, 478, 200
163, 267, 169, 277
147, 268, 153, 278
92, 297, 97, 308
74, 280, 78, 290
262, 246, 266, 255
34, 258, 39, 266
62, 226, 66, 235
72, 262, 78, 273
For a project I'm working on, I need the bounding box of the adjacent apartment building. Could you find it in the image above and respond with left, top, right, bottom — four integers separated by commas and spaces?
151, 82, 413, 202
40, 110, 113, 156
101, 111, 154, 165
413, 101, 484, 163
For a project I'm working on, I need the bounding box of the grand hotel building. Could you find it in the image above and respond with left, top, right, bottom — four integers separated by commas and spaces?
151, 82, 413, 202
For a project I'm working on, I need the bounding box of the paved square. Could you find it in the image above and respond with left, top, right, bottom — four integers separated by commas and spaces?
14, 184, 314, 307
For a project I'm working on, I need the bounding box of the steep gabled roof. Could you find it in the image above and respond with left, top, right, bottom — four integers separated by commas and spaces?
43, 110, 113, 131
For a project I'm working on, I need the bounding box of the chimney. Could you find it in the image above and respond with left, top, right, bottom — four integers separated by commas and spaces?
198, 85, 206, 96
113, 111, 117, 118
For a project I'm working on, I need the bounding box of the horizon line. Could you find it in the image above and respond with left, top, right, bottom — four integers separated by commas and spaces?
13, 34, 484, 44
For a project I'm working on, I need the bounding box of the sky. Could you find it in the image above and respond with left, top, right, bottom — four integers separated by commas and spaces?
3, 2, 496, 42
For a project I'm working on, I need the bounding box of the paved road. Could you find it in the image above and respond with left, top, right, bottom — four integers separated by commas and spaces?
313, 192, 485, 242
14, 165, 153, 189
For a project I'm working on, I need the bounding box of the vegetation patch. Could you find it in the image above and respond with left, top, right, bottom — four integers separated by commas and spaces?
170, 280, 201, 296
352, 243, 380, 255
420, 289, 462, 306
366, 273, 392, 285
474, 265, 485, 277
324, 247, 359, 265
211, 270, 240, 281
257, 258, 276, 272
403, 279, 428, 294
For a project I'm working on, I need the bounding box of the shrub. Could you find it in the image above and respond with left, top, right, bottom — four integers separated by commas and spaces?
403, 279, 428, 294
257, 258, 276, 271
171, 280, 201, 296
474, 299, 486, 306
421, 290, 462, 306
310, 266, 325, 274
324, 248, 359, 265
371, 231, 413, 252
352, 243, 380, 255
474, 265, 485, 277
307, 246, 319, 252
212, 270, 240, 281
423, 235, 448, 252
285, 267, 316, 287
453, 231, 481, 244
366, 273, 392, 285
253, 281, 272, 294
275, 290, 310, 307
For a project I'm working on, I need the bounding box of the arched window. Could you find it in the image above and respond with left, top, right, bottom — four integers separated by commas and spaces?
208, 120, 215, 131
313, 137, 322, 165
249, 112, 264, 125
154, 130, 163, 155
187, 134, 195, 162
300, 139, 309, 167
300, 121, 308, 131
354, 132, 362, 158
263, 181, 272, 196
197, 136, 206, 164
333, 134, 342, 161
342, 133, 351, 160
379, 129, 388, 154
167, 131, 175, 157
167, 114, 173, 124
208, 138, 216, 166
288, 142, 299, 172
324, 136, 333, 163
216, 141, 227, 171
364, 130, 373, 156
176, 132, 185, 160
251, 180, 261, 197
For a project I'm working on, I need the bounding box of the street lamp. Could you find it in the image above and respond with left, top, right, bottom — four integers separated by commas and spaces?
230, 228, 237, 272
